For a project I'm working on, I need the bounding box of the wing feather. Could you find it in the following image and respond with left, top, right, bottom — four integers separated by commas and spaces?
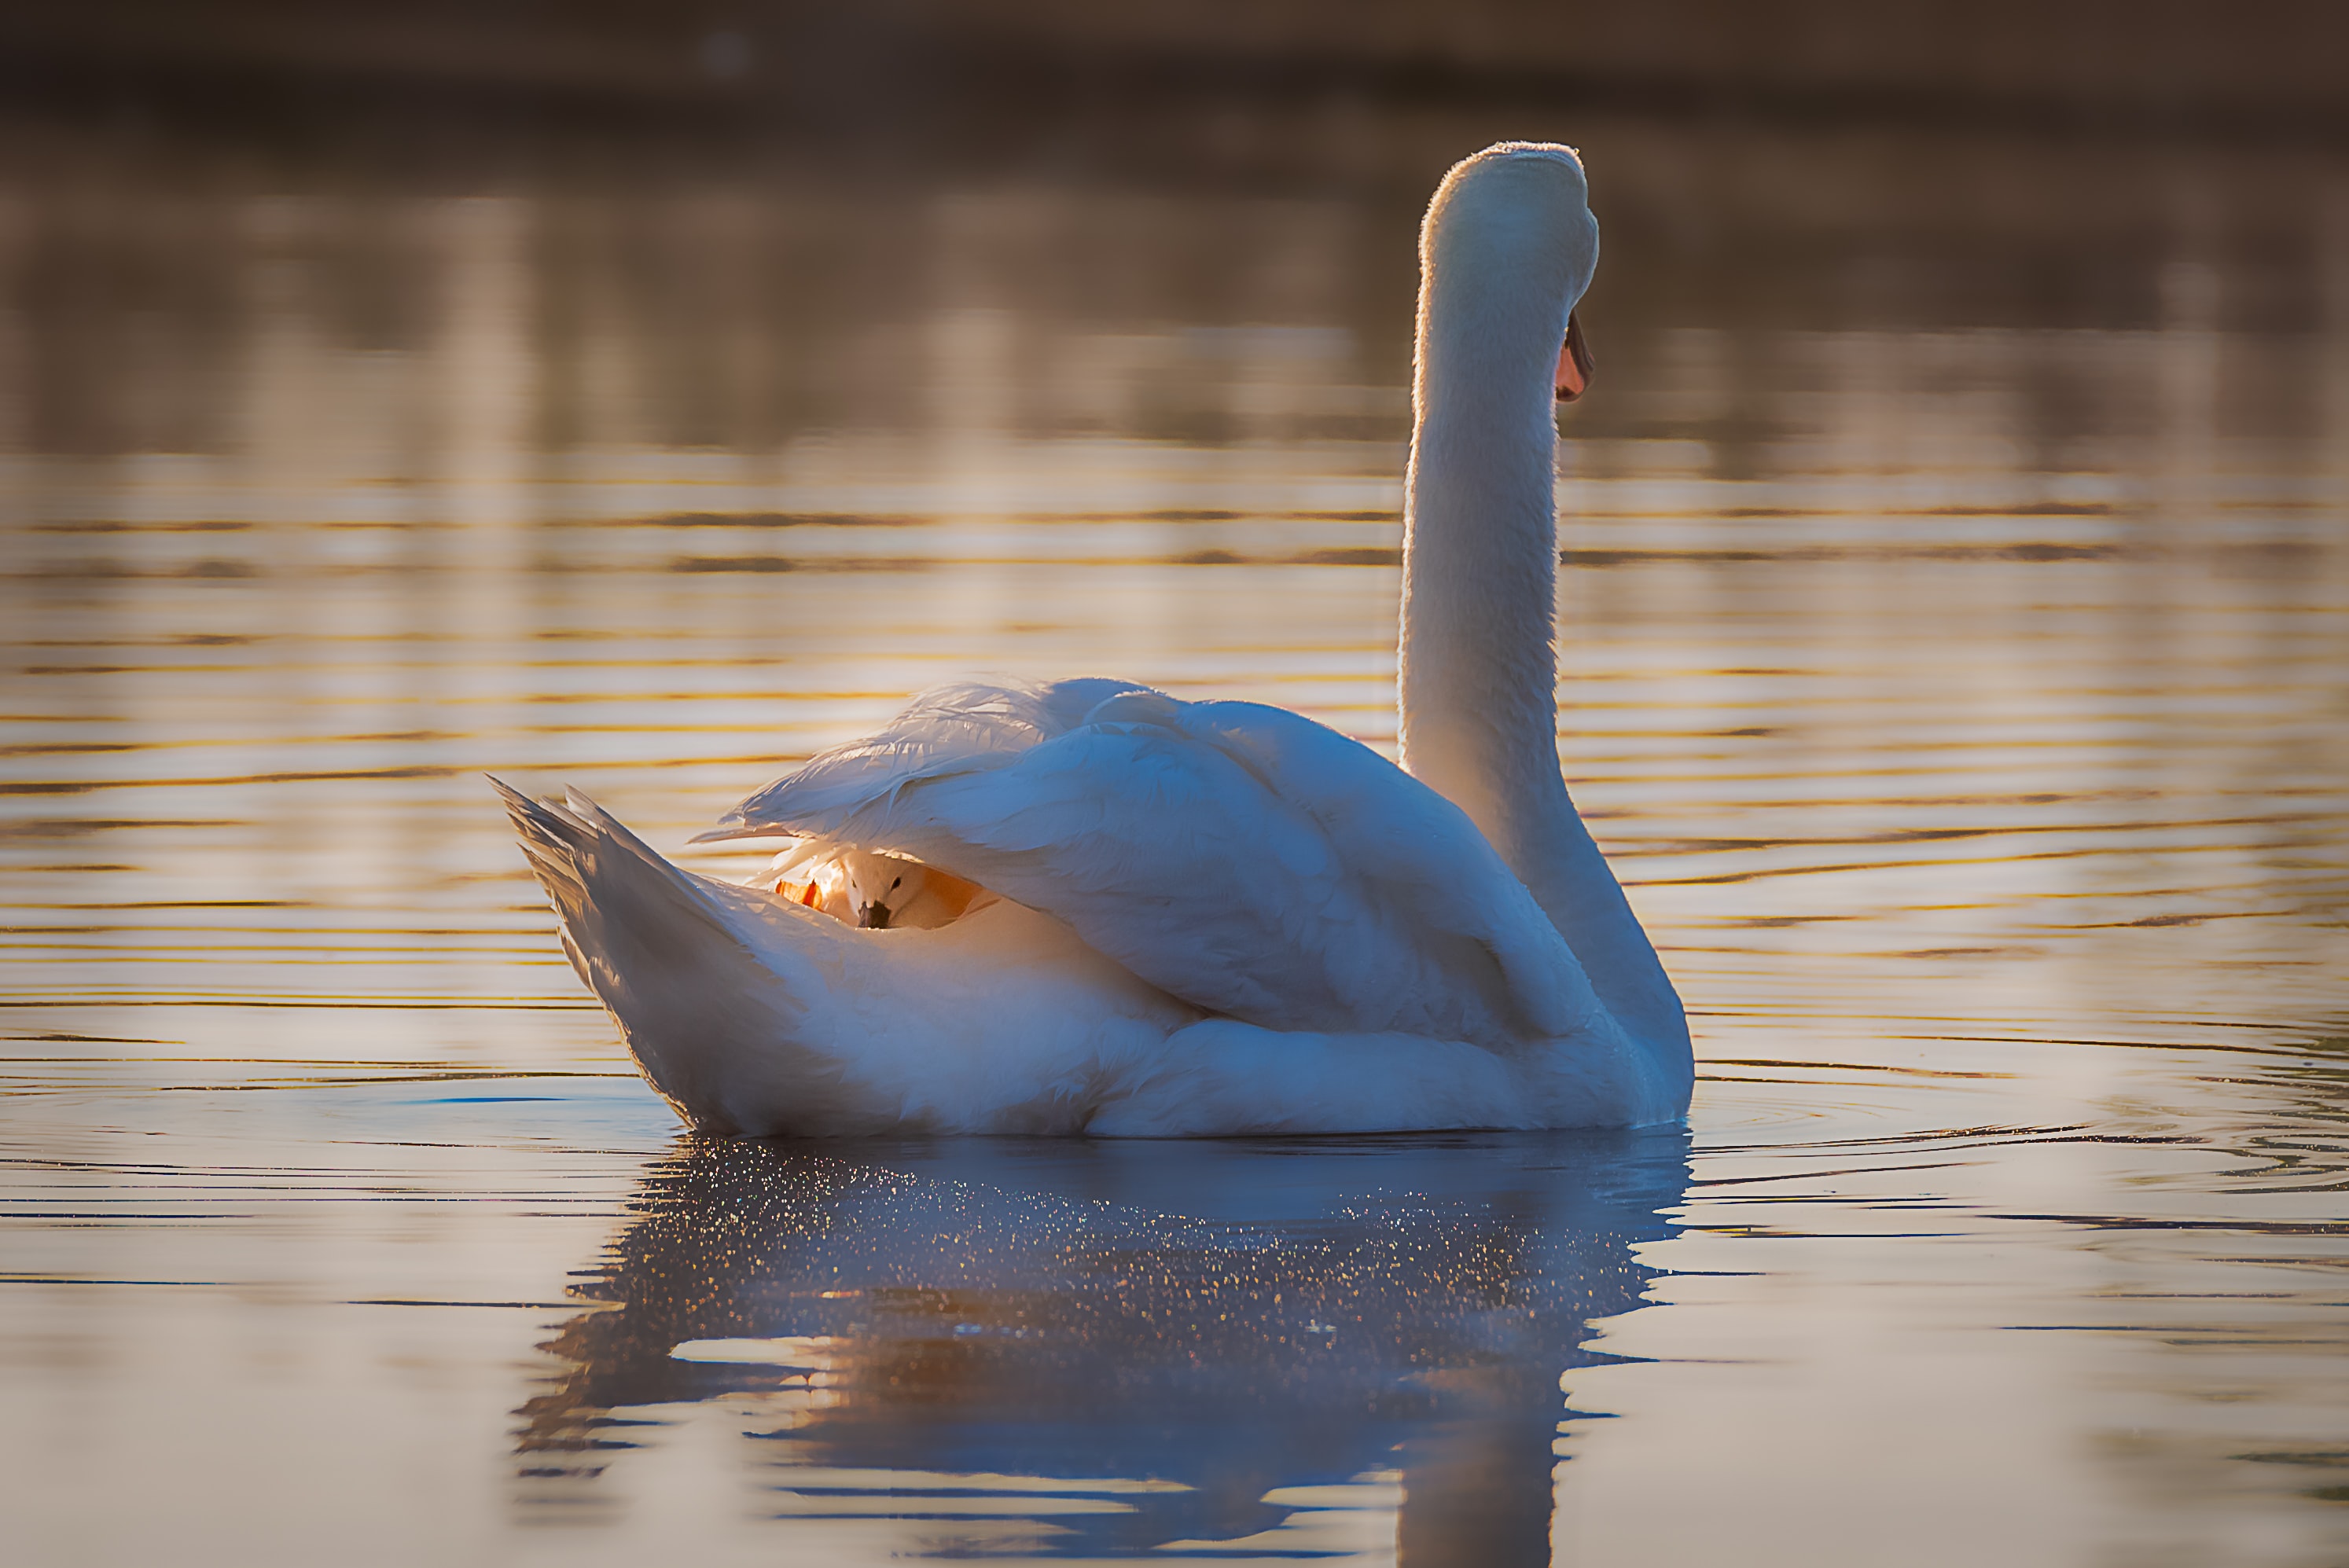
698, 680, 1599, 1047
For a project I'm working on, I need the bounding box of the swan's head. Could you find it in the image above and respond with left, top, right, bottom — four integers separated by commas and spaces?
835, 850, 987, 931
1420, 142, 1601, 402
838, 850, 920, 930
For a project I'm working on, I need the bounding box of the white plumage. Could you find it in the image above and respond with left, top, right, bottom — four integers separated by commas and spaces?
497, 143, 1693, 1137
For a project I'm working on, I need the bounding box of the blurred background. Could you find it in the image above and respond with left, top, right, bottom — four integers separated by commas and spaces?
3, 7, 2347, 1566
5, 0, 2347, 463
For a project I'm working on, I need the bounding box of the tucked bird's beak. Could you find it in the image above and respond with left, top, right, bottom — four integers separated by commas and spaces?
858, 902, 892, 930
1555, 310, 1594, 403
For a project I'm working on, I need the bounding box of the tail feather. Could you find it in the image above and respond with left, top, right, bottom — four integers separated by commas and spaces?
491, 776, 841, 1133
492, 777, 593, 910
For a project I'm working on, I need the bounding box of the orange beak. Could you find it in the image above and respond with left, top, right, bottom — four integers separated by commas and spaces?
1554, 310, 1594, 403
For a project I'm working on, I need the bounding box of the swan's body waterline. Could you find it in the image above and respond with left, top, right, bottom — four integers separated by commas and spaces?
499, 142, 1693, 1137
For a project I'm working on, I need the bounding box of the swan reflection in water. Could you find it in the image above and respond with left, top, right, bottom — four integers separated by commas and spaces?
515, 1129, 1688, 1562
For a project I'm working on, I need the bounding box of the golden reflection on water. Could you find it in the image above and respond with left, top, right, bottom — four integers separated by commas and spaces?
2, 117, 2347, 1565
511, 1135, 1680, 1561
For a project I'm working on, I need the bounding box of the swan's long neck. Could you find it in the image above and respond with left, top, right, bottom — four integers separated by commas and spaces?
1398, 153, 1685, 1048
1397, 245, 1571, 868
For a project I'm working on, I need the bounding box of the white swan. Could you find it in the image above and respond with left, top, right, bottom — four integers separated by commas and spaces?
497, 142, 1693, 1137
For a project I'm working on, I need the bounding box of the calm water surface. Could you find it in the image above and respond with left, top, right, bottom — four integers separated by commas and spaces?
3, 123, 2347, 1565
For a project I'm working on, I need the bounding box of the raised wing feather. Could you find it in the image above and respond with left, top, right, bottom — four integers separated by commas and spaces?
710, 678, 1149, 823
699, 680, 1601, 1048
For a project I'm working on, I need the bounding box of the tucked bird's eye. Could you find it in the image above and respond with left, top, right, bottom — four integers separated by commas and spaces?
891, 876, 902, 890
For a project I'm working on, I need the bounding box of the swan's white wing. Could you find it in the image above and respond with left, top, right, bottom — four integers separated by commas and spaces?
1150, 696, 1601, 1041
699, 681, 1601, 1048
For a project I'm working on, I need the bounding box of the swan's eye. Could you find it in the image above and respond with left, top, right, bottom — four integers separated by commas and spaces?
891, 876, 902, 891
